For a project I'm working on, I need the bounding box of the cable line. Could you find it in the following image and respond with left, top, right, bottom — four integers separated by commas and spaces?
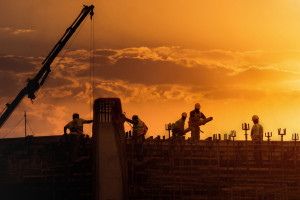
2, 116, 24, 138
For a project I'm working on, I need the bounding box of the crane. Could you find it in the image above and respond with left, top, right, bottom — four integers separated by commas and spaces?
0, 5, 94, 129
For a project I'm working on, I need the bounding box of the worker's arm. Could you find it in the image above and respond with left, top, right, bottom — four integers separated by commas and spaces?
201, 112, 207, 120
84, 120, 93, 124
260, 125, 264, 140
120, 114, 134, 124
124, 117, 134, 124
251, 126, 254, 136
64, 125, 68, 134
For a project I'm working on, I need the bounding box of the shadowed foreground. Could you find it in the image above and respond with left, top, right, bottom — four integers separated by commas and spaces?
1, 134, 300, 199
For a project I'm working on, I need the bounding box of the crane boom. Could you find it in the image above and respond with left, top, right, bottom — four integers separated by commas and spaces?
0, 5, 94, 129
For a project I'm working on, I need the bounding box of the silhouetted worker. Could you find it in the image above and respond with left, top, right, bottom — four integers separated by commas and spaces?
64, 113, 93, 135
172, 112, 187, 139
251, 115, 263, 142
188, 103, 207, 141
251, 115, 263, 167
124, 115, 148, 162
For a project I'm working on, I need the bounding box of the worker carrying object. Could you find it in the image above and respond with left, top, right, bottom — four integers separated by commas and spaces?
188, 103, 213, 141
172, 112, 187, 138
124, 114, 148, 162
64, 113, 93, 135
251, 115, 263, 142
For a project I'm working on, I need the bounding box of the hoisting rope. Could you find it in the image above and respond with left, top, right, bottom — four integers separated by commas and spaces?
89, 13, 95, 135
1, 113, 35, 138
35, 16, 89, 99
2, 116, 24, 138
26, 119, 35, 135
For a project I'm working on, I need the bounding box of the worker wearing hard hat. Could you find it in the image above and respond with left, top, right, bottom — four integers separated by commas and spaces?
188, 103, 207, 141
251, 115, 263, 143
251, 115, 263, 167
63, 113, 93, 161
172, 112, 187, 139
64, 113, 93, 135
124, 115, 148, 162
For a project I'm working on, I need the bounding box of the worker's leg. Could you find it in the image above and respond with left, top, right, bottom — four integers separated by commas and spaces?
253, 142, 263, 167
69, 133, 81, 161
257, 142, 263, 167
190, 126, 196, 141
195, 127, 200, 141
135, 135, 145, 162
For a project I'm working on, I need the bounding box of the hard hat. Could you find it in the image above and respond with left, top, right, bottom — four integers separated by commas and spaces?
252, 115, 259, 121
195, 103, 201, 109
132, 115, 138, 120
182, 112, 187, 117
73, 113, 79, 119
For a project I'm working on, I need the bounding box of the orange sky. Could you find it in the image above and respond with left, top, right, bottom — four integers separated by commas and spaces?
1, 0, 300, 141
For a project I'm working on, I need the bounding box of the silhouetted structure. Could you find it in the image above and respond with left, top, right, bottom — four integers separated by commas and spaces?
1, 98, 300, 200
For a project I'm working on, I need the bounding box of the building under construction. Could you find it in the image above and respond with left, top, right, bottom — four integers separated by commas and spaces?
1, 98, 300, 200
1, 4, 300, 200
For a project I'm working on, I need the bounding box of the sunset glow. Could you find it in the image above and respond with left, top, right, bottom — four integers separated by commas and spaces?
1, 0, 300, 141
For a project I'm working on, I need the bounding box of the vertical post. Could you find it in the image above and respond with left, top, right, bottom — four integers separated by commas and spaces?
24, 111, 27, 137
242, 123, 250, 172
242, 123, 250, 141
278, 128, 286, 142
265, 132, 272, 143
224, 134, 227, 141
231, 130, 236, 142
292, 133, 299, 166
265, 132, 272, 172
278, 128, 286, 198
225, 133, 229, 180
292, 133, 299, 145
165, 123, 172, 139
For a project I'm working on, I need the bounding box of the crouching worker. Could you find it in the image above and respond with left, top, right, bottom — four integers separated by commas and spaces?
124, 115, 148, 162
172, 112, 187, 139
64, 113, 93, 135
63, 113, 93, 160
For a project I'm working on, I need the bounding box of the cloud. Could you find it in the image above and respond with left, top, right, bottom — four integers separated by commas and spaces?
2, 47, 300, 137
0, 27, 12, 32
0, 55, 40, 73
0, 27, 36, 35
13, 29, 36, 35
2, 47, 300, 104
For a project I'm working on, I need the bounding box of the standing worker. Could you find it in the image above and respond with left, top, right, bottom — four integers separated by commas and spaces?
172, 112, 187, 139
64, 113, 93, 135
251, 115, 263, 142
124, 115, 148, 162
251, 115, 263, 167
188, 103, 207, 141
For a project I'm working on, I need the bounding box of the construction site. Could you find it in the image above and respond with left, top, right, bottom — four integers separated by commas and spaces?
0, 98, 299, 200
2, 3, 300, 200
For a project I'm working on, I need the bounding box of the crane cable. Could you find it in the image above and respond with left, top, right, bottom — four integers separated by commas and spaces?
2, 116, 24, 138
89, 13, 95, 135
35, 16, 89, 99
26, 117, 35, 136
2, 113, 35, 138
0, 10, 92, 138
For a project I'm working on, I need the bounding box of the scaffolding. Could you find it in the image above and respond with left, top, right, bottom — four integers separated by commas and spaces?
126, 135, 300, 200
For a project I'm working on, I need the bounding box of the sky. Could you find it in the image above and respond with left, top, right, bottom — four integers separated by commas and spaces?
1, 0, 300, 141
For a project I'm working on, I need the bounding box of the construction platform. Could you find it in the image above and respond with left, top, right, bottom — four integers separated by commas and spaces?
0, 135, 93, 200
126, 137, 300, 200
1, 133, 300, 199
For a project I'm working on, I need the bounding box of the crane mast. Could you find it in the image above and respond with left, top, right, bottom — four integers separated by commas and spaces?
0, 5, 94, 128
